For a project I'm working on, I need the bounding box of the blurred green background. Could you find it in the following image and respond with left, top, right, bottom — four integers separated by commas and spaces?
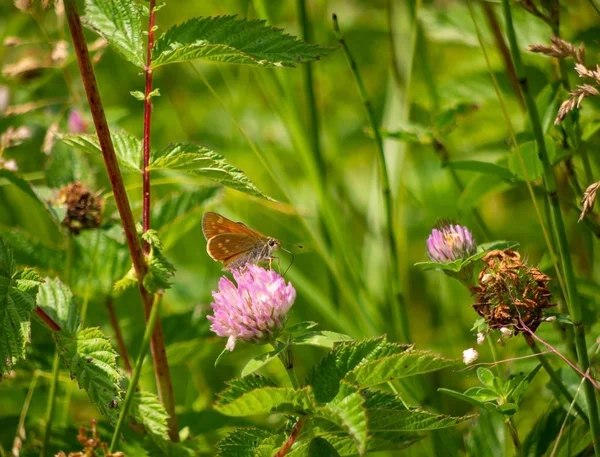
2, 0, 600, 455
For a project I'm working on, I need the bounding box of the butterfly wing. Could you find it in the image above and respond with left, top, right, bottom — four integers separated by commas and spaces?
202, 211, 263, 240
206, 233, 263, 262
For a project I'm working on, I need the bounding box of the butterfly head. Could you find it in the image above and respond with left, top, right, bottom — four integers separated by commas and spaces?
267, 237, 281, 253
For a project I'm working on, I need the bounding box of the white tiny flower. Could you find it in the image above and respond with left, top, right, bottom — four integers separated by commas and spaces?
476, 332, 485, 345
545, 316, 556, 322
462, 348, 479, 365
1, 159, 18, 171
481, 273, 493, 284
500, 327, 513, 337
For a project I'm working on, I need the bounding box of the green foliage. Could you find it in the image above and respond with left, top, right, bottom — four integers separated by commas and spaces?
36, 278, 80, 336
82, 0, 144, 67
0, 237, 42, 376
149, 143, 275, 201
142, 229, 176, 293
215, 428, 276, 457
152, 15, 334, 68
130, 390, 170, 441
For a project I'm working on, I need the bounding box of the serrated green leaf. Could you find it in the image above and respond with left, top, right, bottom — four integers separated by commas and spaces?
306, 337, 387, 403
345, 349, 458, 387
82, 0, 144, 67
363, 389, 473, 431
59, 131, 143, 173
0, 237, 42, 376
36, 278, 80, 337
148, 143, 275, 201
142, 230, 175, 293
152, 15, 334, 68
308, 438, 341, 457
56, 327, 123, 424
130, 390, 170, 441
0, 229, 64, 274
215, 375, 314, 416
215, 428, 275, 457
241, 344, 286, 377
316, 382, 367, 455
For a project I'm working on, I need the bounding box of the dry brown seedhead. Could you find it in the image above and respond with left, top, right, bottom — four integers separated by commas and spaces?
55, 419, 124, 457
528, 36, 585, 64
471, 250, 554, 333
579, 181, 600, 222
57, 182, 104, 235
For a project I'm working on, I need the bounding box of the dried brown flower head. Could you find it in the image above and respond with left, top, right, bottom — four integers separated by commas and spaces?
471, 250, 554, 333
579, 181, 600, 222
57, 182, 104, 235
55, 419, 124, 457
528, 37, 585, 64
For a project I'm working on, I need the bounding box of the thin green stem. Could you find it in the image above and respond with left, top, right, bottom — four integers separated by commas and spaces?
588, 0, 600, 15
501, 0, 600, 451
13, 373, 39, 454
526, 336, 588, 423
506, 419, 523, 457
332, 14, 410, 342
277, 343, 299, 389
40, 351, 60, 457
109, 293, 163, 452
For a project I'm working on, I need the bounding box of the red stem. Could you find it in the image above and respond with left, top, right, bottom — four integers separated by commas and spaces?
276, 417, 306, 457
63, 0, 179, 442
106, 298, 132, 375
35, 306, 61, 332
142, 0, 156, 249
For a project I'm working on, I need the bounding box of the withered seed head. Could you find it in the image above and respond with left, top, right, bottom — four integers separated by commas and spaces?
471, 249, 554, 333
56, 182, 103, 235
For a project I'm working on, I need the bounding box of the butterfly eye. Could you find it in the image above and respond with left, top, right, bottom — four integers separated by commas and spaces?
268, 239, 276, 247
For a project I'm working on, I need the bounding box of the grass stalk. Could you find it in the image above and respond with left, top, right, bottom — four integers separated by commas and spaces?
63, 0, 178, 441
40, 351, 60, 457
500, 0, 600, 451
333, 14, 410, 342
109, 294, 163, 452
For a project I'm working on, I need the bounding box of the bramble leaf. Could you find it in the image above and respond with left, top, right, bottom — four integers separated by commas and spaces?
36, 278, 80, 337
56, 326, 123, 424
152, 15, 334, 68
130, 390, 170, 441
215, 428, 276, 457
149, 143, 275, 201
0, 236, 41, 376
82, 0, 144, 68
59, 131, 143, 173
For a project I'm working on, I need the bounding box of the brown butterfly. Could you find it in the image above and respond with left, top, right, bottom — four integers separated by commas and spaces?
202, 211, 281, 270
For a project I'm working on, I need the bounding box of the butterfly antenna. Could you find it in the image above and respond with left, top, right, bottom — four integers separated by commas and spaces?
281, 247, 294, 276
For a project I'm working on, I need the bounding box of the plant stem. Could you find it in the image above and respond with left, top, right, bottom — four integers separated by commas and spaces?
276, 417, 306, 457
332, 14, 410, 342
500, 0, 600, 451
506, 418, 523, 457
35, 307, 61, 331
63, 0, 178, 441
13, 373, 38, 455
109, 293, 164, 452
106, 297, 132, 375
525, 335, 589, 423
142, 0, 156, 248
40, 351, 60, 457
588, 0, 600, 15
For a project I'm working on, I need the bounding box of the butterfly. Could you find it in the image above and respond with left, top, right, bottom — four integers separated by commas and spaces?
202, 211, 281, 271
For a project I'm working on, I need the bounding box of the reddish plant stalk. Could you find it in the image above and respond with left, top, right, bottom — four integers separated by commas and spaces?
276, 417, 306, 457
35, 306, 61, 332
63, 0, 179, 442
142, 0, 156, 248
106, 298, 132, 375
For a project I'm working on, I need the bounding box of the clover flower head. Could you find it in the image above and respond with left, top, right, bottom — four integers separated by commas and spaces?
207, 265, 296, 351
462, 348, 479, 365
427, 222, 476, 263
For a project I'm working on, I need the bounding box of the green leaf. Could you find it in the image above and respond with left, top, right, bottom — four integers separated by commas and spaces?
0, 229, 64, 273
286, 321, 319, 334
130, 390, 170, 441
306, 337, 387, 403
308, 438, 341, 457
0, 237, 41, 376
0, 170, 56, 218
292, 330, 354, 349
214, 376, 314, 416
508, 136, 556, 181
130, 90, 145, 100
141, 230, 176, 293
346, 349, 458, 387
36, 278, 80, 337
241, 345, 286, 377
59, 131, 143, 173
152, 15, 334, 68
477, 368, 496, 389
56, 327, 123, 424
438, 388, 489, 409
363, 389, 473, 431
444, 160, 516, 181
215, 428, 275, 457
316, 382, 367, 455
148, 143, 275, 201
82, 0, 144, 68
